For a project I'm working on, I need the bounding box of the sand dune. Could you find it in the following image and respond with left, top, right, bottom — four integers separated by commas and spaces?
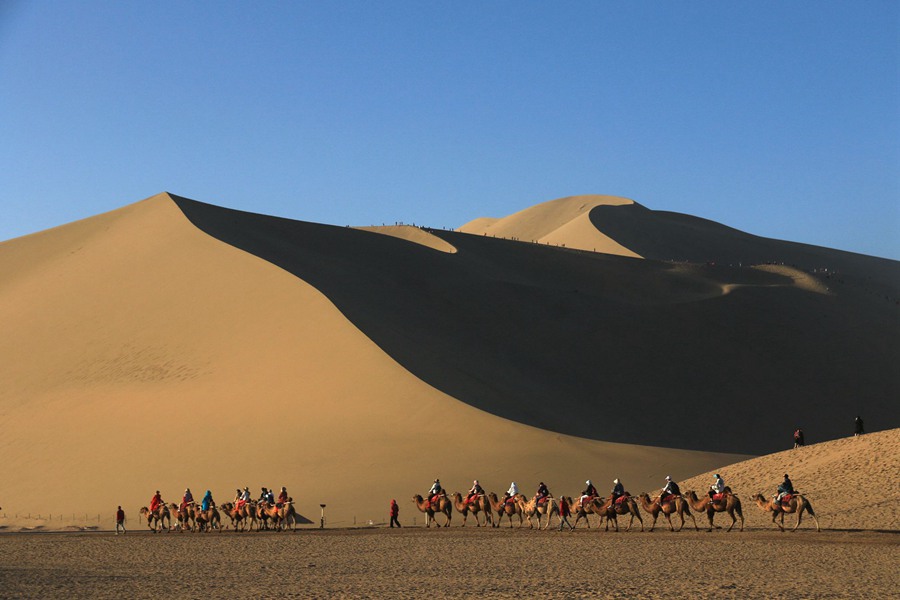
458, 194, 640, 256
0, 193, 743, 530
681, 428, 900, 531
355, 225, 457, 253
0, 191, 896, 531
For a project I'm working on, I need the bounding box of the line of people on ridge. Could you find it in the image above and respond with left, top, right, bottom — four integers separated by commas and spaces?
427, 472, 799, 511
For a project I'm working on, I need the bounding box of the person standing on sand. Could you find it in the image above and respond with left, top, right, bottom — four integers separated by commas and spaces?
793, 427, 805, 448
115, 506, 126, 535
557, 496, 574, 531
389, 499, 401, 528
855, 416, 864, 436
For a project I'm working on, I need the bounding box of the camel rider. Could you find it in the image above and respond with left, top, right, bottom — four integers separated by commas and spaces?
775, 474, 794, 504
265, 488, 275, 505
501, 481, 519, 506
534, 481, 550, 504
427, 479, 442, 502
277, 487, 289, 507
237, 487, 250, 509
660, 476, 680, 504
149, 491, 163, 513
709, 474, 725, 502
466, 480, 484, 504
610, 479, 625, 507
234, 489, 242, 504
581, 480, 598, 504
201, 490, 214, 512
181, 488, 194, 511
259, 487, 270, 505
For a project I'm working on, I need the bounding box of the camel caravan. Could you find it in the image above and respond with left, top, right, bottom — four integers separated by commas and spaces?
413, 474, 821, 533
139, 487, 300, 533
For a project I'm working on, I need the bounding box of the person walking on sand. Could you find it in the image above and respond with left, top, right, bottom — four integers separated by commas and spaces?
855, 416, 864, 436
389, 499, 401, 528
557, 496, 574, 531
115, 506, 126, 535
793, 427, 805, 448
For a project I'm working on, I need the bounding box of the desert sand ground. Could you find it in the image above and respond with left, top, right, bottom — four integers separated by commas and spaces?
0, 528, 896, 599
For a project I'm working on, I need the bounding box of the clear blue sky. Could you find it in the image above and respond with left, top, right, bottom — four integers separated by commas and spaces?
2, 2, 898, 258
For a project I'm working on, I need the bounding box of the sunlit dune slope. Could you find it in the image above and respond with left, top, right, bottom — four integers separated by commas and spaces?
458, 194, 640, 256
174, 196, 900, 455
0, 193, 743, 529
680, 428, 900, 531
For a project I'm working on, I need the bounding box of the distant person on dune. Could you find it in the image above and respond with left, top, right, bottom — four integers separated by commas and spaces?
793, 427, 805, 448
855, 416, 864, 436
389, 499, 400, 528
115, 506, 125, 535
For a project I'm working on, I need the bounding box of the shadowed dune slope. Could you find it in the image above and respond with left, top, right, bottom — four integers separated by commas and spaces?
681, 428, 900, 531
0, 193, 743, 528
172, 195, 900, 455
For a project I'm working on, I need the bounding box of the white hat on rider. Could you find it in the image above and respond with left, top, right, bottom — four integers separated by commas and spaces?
613, 478, 619, 484
585, 480, 591, 486
665, 476, 671, 481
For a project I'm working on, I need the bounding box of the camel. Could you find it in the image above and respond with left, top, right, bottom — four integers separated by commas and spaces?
685, 489, 744, 532
487, 492, 524, 528
594, 495, 644, 532
194, 506, 221, 532
637, 493, 698, 532
562, 496, 605, 528
754, 493, 820, 532
452, 493, 492, 527
412, 493, 452, 527
220, 501, 256, 532
168, 502, 196, 532
278, 499, 298, 531
139, 505, 171, 532
256, 502, 282, 531
518, 495, 559, 530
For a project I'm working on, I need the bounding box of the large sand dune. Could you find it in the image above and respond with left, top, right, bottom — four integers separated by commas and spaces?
0, 192, 896, 530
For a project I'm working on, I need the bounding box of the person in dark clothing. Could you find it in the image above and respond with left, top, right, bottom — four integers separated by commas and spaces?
389, 499, 401, 528
534, 482, 550, 504
854, 416, 864, 436
775, 474, 794, 504
793, 427, 805, 448
610, 479, 625, 507
115, 506, 126, 535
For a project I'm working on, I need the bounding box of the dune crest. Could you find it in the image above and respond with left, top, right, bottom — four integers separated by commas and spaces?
457, 194, 640, 256
355, 225, 457, 253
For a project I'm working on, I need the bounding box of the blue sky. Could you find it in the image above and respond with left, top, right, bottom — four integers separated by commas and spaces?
1, 2, 898, 258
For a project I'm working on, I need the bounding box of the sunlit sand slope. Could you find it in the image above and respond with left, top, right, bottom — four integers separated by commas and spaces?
681, 428, 900, 531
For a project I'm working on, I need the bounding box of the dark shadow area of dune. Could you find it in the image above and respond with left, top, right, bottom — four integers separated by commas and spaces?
172, 196, 900, 455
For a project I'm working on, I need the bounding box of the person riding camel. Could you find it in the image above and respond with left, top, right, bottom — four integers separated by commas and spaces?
581, 480, 598, 505
237, 487, 250, 510
610, 479, 625, 507
466, 480, 484, 504
775, 473, 794, 504
277, 487, 289, 507
201, 490, 214, 512
709, 474, 726, 505
149, 491, 163, 513
660, 476, 680, 505
259, 487, 270, 505
427, 479, 443, 503
500, 481, 519, 507
534, 481, 550, 505
265, 488, 275, 505
180, 488, 194, 512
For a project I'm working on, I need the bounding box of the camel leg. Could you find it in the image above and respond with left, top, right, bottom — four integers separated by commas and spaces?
649, 513, 658, 532
726, 510, 736, 532
772, 510, 785, 532
706, 510, 714, 532
665, 513, 673, 532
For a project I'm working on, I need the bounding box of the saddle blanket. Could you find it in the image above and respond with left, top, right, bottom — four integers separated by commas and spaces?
712, 493, 725, 502
780, 494, 794, 504
661, 494, 677, 504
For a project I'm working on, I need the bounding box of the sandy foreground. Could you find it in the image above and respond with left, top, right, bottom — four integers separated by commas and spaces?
0, 528, 896, 599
